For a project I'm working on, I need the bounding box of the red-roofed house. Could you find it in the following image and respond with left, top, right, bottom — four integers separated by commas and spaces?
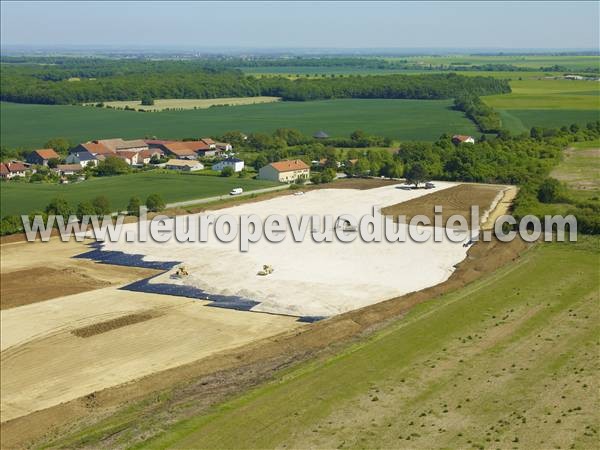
0, 162, 28, 179
116, 151, 139, 165
452, 135, 475, 145
71, 141, 115, 156
27, 148, 60, 166
258, 159, 310, 183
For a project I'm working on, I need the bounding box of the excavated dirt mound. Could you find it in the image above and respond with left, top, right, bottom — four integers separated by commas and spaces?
71, 312, 159, 338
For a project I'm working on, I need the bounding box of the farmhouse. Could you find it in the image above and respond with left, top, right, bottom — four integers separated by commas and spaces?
258, 160, 310, 183
96, 138, 148, 153
65, 151, 98, 168
27, 148, 60, 166
165, 159, 204, 171
55, 164, 83, 176
0, 162, 28, 179
313, 130, 330, 139
137, 149, 164, 164
160, 142, 200, 160
212, 158, 244, 173
116, 151, 139, 165
452, 135, 475, 144
71, 141, 114, 156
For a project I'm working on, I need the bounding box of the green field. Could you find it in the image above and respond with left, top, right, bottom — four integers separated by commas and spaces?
482, 78, 600, 133
0, 172, 277, 217
397, 55, 600, 71
0, 99, 479, 149
551, 139, 600, 203
106, 239, 597, 449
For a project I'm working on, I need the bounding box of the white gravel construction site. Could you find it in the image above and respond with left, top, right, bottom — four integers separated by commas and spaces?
102, 182, 499, 318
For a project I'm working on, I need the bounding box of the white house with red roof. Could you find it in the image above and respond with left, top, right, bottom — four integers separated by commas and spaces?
258, 159, 310, 183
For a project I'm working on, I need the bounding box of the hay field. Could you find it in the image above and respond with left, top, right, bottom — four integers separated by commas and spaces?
99, 96, 281, 111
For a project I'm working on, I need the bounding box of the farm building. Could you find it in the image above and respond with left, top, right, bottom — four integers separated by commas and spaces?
116, 151, 139, 165
258, 160, 310, 183
71, 141, 115, 156
137, 149, 164, 164
55, 164, 83, 176
165, 159, 204, 171
313, 130, 329, 139
0, 162, 28, 179
452, 135, 475, 144
96, 138, 149, 153
212, 158, 245, 173
65, 151, 98, 168
27, 148, 60, 166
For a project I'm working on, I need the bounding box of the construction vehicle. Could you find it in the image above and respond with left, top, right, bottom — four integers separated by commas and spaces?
257, 264, 274, 276
174, 266, 189, 278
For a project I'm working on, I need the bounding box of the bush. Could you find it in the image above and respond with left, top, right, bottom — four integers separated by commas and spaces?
146, 193, 166, 212
96, 156, 130, 176
220, 166, 234, 177
45, 197, 74, 218
76, 200, 96, 219
92, 195, 111, 215
0, 215, 23, 235
127, 196, 142, 216
537, 178, 564, 203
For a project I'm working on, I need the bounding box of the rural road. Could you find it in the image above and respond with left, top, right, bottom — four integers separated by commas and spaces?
165, 185, 290, 209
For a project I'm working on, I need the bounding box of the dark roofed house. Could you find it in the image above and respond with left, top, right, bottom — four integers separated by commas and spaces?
313, 131, 329, 139
65, 151, 98, 168
27, 148, 60, 166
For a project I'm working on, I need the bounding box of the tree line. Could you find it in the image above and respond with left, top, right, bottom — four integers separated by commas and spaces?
1, 59, 510, 104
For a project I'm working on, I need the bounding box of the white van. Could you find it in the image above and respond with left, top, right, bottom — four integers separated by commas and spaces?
230, 187, 243, 196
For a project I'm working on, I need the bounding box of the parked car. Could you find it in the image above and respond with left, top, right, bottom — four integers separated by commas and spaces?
425, 182, 436, 189
230, 187, 243, 195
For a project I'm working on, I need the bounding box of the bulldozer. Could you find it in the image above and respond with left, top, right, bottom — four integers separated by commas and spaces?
173, 266, 189, 278
257, 264, 274, 276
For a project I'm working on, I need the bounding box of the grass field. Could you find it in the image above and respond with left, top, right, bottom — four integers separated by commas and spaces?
482, 78, 600, 133
0, 99, 479, 149
551, 139, 600, 203
96, 97, 281, 111
135, 238, 599, 449
0, 172, 277, 217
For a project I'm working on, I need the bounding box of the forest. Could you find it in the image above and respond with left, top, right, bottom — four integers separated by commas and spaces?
0, 58, 511, 104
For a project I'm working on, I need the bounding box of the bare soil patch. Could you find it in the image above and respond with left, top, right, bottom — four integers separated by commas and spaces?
381, 183, 504, 228
71, 312, 159, 338
0, 239, 159, 309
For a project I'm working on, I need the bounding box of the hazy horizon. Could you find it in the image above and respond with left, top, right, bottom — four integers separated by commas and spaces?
1, 1, 598, 52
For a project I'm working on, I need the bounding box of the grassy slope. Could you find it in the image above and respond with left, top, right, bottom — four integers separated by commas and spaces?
550, 139, 600, 203
0, 99, 479, 149
142, 239, 599, 449
0, 172, 277, 216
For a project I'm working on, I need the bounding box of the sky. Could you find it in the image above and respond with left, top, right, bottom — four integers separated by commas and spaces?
1, 1, 599, 51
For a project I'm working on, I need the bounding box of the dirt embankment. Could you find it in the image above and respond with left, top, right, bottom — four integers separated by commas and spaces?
1, 235, 530, 449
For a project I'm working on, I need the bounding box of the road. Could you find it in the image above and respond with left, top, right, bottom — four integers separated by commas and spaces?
165, 184, 289, 209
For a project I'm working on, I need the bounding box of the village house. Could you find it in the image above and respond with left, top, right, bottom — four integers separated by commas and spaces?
165, 159, 204, 171
65, 151, 98, 168
70, 141, 115, 156
55, 164, 84, 176
212, 157, 245, 173
116, 151, 139, 165
258, 160, 310, 183
0, 162, 28, 179
27, 148, 60, 166
137, 148, 164, 164
452, 135, 475, 145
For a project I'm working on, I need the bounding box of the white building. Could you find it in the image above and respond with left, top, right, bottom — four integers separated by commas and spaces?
212, 158, 245, 173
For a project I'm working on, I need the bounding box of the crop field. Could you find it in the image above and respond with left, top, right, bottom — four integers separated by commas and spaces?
0, 172, 277, 217
396, 54, 600, 70
140, 238, 600, 449
97, 96, 281, 111
0, 99, 479, 149
481, 78, 600, 133
551, 139, 600, 203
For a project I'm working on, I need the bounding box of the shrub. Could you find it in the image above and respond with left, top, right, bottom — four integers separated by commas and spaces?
220, 166, 234, 177
92, 195, 111, 215
127, 196, 142, 216
146, 193, 165, 212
